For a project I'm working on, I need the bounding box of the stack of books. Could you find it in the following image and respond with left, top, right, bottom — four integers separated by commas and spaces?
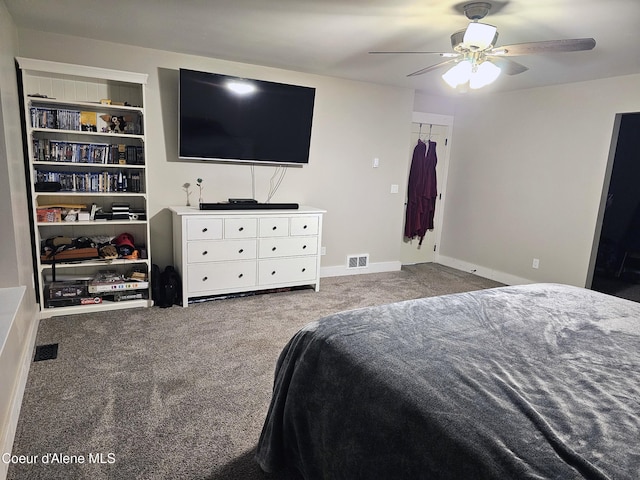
88, 270, 149, 294
45, 281, 102, 307
111, 202, 130, 220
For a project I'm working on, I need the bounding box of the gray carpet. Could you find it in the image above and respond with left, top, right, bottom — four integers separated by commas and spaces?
8, 263, 502, 480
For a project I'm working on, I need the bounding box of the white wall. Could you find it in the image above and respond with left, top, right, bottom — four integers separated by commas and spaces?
438, 74, 640, 287
0, 1, 40, 474
413, 91, 457, 117
13, 7, 640, 293
0, 4, 31, 290
15, 29, 415, 273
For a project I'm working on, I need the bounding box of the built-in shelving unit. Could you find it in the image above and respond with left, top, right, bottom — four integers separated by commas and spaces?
16, 58, 153, 317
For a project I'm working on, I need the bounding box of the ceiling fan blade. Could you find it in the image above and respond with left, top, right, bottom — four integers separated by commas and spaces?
369, 51, 457, 56
407, 59, 458, 77
486, 57, 529, 75
491, 38, 596, 56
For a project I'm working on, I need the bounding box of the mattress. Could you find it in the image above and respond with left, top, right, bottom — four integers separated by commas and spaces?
256, 283, 640, 479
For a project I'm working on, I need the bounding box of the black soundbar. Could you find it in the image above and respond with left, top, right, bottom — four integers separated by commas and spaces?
199, 202, 299, 210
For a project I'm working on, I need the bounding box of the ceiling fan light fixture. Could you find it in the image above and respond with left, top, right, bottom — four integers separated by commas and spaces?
442, 60, 472, 88
469, 60, 501, 89
463, 22, 498, 50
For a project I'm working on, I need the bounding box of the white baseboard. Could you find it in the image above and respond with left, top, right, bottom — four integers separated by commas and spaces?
436, 254, 534, 286
321, 261, 402, 278
320, 257, 534, 286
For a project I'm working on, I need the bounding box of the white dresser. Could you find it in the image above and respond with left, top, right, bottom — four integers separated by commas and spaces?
170, 206, 325, 306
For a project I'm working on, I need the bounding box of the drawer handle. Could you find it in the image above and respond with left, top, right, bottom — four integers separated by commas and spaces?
271, 270, 276, 275
239, 227, 244, 232
272, 246, 277, 251
239, 248, 244, 254
202, 250, 208, 256
202, 227, 208, 233
202, 276, 208, 282
272, 226, 277, 230
303, 225, 308, 229
302, 245, 307, 249
238, 273, 244, 278
302, 268, 306, 272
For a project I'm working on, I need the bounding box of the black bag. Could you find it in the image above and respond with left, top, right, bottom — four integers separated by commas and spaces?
152, 264, 182, 308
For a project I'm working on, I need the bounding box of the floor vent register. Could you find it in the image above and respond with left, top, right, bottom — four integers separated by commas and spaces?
33, 343, 59, 362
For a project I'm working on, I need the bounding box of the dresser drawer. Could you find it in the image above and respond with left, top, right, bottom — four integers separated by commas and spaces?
290, 216, 319, 236
225, 218, 257, 239
187, 261, 257, 293
258, 236, 318, 258
187, 239, 257, 263
259, 217, 289, 237
258, 257, 317, 286
187, 218, 223, 240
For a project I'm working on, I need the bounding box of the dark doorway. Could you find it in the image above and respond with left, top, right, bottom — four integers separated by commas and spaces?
591, 112, 640, 302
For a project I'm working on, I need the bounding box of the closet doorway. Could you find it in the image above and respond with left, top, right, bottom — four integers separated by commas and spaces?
589, 112, 640, 302
401, 112, 453, 266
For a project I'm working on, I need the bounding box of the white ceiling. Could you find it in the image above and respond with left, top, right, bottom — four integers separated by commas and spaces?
5, 0, 640, 96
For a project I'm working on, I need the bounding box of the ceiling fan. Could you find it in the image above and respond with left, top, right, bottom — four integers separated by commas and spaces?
370, 2, 596, 89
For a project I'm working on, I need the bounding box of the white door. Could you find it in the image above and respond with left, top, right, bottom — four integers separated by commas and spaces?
400, 120, 450, 265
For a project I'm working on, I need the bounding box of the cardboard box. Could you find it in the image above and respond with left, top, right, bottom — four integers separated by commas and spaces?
46, 281, 89, 299
46, 296, 102, 308
36, 208, 62, 223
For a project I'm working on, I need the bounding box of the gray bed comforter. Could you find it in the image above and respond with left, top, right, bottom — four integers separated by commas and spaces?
255, 283, 640, 479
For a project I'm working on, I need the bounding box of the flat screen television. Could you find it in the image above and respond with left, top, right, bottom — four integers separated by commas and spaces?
179, 68, 316, 165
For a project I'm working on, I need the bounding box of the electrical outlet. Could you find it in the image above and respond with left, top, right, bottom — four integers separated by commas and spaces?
532, 258, 540, 269
373, 157, 379, 168
390, 184, 399, 194
321, 246, 326, 255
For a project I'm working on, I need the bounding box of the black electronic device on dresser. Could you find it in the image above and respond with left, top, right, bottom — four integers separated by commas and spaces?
199, 202, 299, 210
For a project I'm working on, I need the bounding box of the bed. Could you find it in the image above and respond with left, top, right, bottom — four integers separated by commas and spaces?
255, 283, 640, 479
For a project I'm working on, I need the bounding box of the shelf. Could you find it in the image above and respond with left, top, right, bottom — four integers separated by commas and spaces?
35, 191, 146, 197
40, 298, 153, 319
17, 57, 148, 85
28, 96, 143, 114
40, 258, 150, 271
33, 161, 144, 169
37, 220, 148, 227
31, 128, 144, 141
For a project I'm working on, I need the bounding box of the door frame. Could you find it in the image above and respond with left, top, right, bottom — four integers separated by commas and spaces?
585, 112, 640, 289
406, 111, 454, 265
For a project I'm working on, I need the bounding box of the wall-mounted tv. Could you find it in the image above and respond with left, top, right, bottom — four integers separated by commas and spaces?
179, 68, 316, 165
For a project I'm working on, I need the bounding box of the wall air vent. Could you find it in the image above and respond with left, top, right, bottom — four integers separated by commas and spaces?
347, 254, 369, 269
